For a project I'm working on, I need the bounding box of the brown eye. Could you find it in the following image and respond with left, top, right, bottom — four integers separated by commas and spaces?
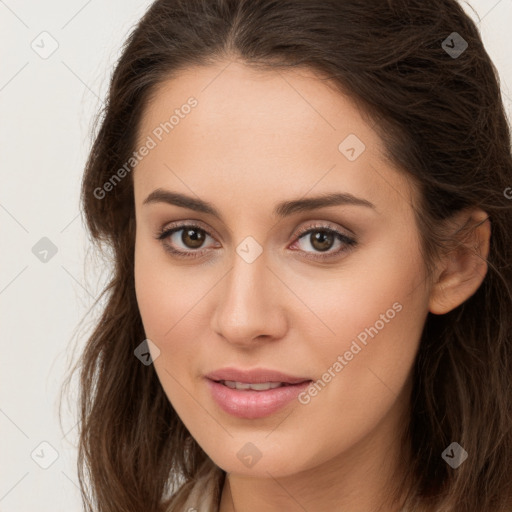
156, 224, 217, 259
292, 224, 357, 261
157, 222, 356, 262
181, 227, 206, 249
308, 230, 335, 252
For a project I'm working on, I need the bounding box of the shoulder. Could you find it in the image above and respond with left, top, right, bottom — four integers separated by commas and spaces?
164, 458, 226, 512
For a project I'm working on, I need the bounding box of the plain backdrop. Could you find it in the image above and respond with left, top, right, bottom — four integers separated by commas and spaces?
1, 1, 511, 510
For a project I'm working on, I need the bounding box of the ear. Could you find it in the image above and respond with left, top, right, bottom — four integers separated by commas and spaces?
428, 209, 491, 315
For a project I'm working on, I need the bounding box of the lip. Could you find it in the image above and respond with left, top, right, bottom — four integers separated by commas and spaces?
205, 367, 310, 384
204, 367, 312, 419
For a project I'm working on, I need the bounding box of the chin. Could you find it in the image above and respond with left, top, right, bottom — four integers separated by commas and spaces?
202, 436, 320, 479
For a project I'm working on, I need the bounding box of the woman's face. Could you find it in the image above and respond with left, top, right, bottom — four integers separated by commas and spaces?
133, 61, 432, 478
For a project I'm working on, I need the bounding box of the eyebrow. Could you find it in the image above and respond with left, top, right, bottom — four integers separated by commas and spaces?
142, 188, 376, 219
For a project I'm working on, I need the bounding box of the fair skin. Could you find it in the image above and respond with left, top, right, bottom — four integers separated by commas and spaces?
132, 60, 490, 511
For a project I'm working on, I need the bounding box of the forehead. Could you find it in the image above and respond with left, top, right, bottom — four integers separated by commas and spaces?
138, 61, 378, 152
133, 61, 414, 218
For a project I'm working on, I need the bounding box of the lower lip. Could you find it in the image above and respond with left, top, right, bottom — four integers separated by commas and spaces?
206, 379, 311, 419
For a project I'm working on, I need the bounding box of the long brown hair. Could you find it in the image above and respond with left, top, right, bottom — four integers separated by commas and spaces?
60, 1, 512, 510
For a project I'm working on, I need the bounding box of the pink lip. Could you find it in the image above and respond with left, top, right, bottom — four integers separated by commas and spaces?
204, 367, 311, 419
205, 367, 310, 384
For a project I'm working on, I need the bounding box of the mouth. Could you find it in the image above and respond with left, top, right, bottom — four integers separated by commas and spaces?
214, 380, 308, 390
204, 369, 313, 419
204, 367, 311, 385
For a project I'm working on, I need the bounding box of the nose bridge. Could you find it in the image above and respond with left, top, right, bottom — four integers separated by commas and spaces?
211, 242, 286, 343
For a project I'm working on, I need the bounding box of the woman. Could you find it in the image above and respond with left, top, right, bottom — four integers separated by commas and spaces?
63, 0, 512, 510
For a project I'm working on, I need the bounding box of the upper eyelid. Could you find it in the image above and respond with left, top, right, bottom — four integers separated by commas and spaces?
159, 220, 355, 245
157, 221, 358, 262
161, 219, 219, 241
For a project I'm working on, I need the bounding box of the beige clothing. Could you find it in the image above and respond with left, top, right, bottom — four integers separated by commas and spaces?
165, 458, 225, 512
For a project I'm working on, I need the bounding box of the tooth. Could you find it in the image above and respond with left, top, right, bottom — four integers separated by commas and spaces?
249, 382, 282, 390
234, 382, 252, 390
222, 380, 285, 391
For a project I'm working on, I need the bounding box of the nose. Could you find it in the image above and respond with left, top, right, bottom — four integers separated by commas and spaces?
210, 249, 288, 348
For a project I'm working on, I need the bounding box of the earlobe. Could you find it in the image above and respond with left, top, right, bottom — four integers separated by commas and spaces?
428, 209, 491, 315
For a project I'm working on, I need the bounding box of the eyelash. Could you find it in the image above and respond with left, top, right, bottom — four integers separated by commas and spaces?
155, 221, 357, 262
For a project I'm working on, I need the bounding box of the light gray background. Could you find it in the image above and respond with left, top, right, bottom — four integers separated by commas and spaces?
1, 1, 511, 510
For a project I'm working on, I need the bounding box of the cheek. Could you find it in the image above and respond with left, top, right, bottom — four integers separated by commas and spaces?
133, 237, 221, 407
294, 230, 427, 355
134, 243, 203, 411
134, 235, 206, 341
296, 241, 428, 430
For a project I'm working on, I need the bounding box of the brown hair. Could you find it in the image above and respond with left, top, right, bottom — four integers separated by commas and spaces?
60, 0, 512, 510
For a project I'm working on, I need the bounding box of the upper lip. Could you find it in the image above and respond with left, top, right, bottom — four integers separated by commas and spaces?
205, 367, 311, 385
